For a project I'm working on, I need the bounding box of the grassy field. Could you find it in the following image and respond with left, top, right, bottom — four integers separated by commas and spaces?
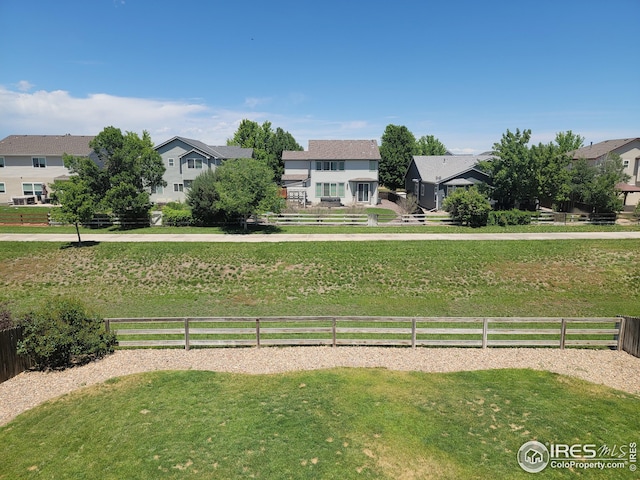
1, 368, 638, 479
1, 239, 638, 318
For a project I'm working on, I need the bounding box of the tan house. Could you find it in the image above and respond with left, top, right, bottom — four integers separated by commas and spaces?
572, 138, 640, 208
0, 135, 95, 205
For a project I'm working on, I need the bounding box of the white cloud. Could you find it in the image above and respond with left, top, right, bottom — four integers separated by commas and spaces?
16, 80, 34, 92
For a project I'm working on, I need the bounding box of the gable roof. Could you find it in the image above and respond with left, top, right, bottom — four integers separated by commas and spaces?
411, 155, 492, 183
154, 136, 253, 159
0, 134, 95, 156
572, 138, 640, 160
283, 140, 381, 161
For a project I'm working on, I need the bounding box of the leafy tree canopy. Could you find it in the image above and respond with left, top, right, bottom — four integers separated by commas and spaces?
415, 135, 448, 156
50, 175, 96, 244
443, 186, 491, 227
379, 124, 417, 191
227, 119, 302, 182
210, 157, 283, 229
65, 126, 166, 221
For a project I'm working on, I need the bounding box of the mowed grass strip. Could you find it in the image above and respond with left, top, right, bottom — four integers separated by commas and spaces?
0, 368, 638, 479
1, 240, 638, 318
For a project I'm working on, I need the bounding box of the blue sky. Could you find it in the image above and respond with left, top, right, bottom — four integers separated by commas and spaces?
1, 0, 638, 153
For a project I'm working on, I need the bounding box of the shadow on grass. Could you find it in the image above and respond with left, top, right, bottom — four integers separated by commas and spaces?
60, 241, 101, 249
218, 224, 284, 234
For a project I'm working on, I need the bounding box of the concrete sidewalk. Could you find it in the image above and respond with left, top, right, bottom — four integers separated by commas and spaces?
1, 232, 640, 242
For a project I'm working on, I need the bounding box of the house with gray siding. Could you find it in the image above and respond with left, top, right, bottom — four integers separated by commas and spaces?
282, 140, 380, 206
151, 136, 253, 203
405, 155, 492, 210
0, 134, 95, 205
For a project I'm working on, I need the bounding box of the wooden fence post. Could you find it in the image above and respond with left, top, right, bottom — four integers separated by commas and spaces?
256, 318, 261, 348
560, 318, 567, 349
411, 318, 416, 349
105, 318, 110, 333
332, 318, 336, 347
482, 318, 488, 348
184, 318, 190, 351
616, 316, 625, 351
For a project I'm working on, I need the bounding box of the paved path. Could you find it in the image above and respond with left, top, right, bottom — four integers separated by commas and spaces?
1, 232, 640, 242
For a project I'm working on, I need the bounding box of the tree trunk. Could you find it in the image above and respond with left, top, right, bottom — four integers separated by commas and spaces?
74, 222, 82, 245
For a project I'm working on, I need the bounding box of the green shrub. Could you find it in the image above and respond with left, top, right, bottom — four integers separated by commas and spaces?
17, 298, 117, 370
443, 187, 491, 227
162, 204, 193, 226
488, 209, 532, 226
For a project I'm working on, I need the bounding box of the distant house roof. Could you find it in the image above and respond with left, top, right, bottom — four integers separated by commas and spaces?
154, 136, 253, 159
572, 138, 640, 160
283, 140, 381, 161
0, 134, 95, 156
411, 155, 492, 184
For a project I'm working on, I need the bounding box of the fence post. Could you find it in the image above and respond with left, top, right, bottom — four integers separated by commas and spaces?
616, 316, 625, 351
332, 318, 336, 347
411, 318, 416, 349
256, 318, 261, 348
105, 318, 110, 333
560, 318, 567, 349
482, 318, 488, 348
184, 318, 190, 351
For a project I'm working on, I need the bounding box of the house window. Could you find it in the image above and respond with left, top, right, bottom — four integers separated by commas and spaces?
32, 157, 46, 168
0, 157, 4, 167
316, 161, 345, 171
315, 183, 345, 197
183, 180, 193, 189
446, 186, 458, 196
23, 183, 43, 196
174, 183, 184, 192
187, 158, 202, 169
152, 185, 164, 194
623, 159, 630, 168
357, 183, 370, 202
0, 183, 5, 193
168, 158, 175, 167
369, 160, 377, 171
420, 184, 424, 196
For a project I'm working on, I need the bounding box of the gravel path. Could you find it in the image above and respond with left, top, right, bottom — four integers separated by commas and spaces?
1, 347, 639, 426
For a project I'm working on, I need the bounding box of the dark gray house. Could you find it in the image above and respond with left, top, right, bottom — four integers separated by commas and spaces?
405, 155, 492, 210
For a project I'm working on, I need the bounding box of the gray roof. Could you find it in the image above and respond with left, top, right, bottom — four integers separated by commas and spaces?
411, 155, 492, 183
0, 134, 95, 156
155, 136, 253, 159
283, 140, 381, 161
572, 138, 640, 160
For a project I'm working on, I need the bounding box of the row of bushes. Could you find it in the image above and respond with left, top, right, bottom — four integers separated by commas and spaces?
1, 299, 116, 370
487, 209, 532, 226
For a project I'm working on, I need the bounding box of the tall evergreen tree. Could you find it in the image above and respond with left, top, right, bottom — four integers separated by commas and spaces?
379, 124, 417, 191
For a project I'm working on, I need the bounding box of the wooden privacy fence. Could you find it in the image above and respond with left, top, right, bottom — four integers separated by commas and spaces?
106, 316, 626, 351
0, 327, 33, 383
621, 316, 640, 358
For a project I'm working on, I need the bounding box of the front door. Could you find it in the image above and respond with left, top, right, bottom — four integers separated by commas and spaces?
357, 183, 370, 203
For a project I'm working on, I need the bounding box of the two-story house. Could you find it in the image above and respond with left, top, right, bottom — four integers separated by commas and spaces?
0, 134, 96, 205
152, 136, 253, 203
572, 138, 640, 209
281, 140, 380, 206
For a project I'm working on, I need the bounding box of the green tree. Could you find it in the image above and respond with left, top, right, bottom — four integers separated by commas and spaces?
486, 128, 536, 210
228, 119, 302, 182
50, 175, 97, 244
213, 158, 283, 230
584, 154, 629, 213
415, 134, 448, 155
443, 186, 491, 227
186, 169, 221, 226
67, 126, 166, 223
379, 124, 417, 191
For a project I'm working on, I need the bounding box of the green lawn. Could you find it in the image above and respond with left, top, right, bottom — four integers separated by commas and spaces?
1, 369, 637, 479
1, 239, 638, 318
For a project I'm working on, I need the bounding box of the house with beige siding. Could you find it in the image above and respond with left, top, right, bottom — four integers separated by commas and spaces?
282, 140, 380, 206
151, 136, 253, 203
572, 138, 640, 208
0, 134, 95, 205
